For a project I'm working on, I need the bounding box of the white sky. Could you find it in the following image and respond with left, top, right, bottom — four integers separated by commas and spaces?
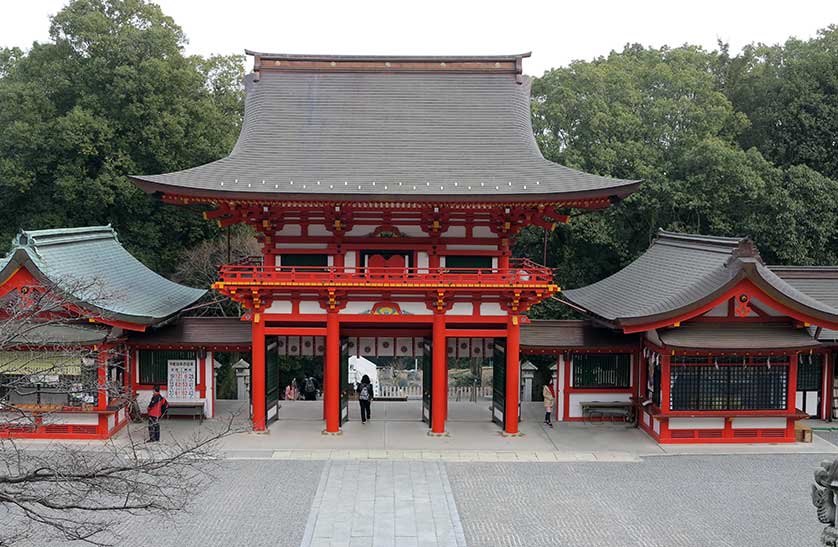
2, 0, 837, 76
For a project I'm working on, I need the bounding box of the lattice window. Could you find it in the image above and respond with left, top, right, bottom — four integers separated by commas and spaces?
670, 355, 788, 411
138, 350, 196, 385
572, 353, 631, 389
797, 354, 823, 391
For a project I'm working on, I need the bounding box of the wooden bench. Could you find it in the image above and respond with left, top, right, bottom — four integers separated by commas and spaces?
165, 401, 205, 423
580, 401, 636, 425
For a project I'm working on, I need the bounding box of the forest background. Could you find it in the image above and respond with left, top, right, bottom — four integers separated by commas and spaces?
1, 0, 837, 322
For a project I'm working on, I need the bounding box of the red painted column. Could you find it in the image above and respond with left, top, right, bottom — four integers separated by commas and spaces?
251, 316, 266, 432
827, 353, 835, 422
498, 239, 510, 270
660, 352, 671, 412
788, 352, 798, 412
431, 311, 447, 434
96, 350, 108, 411
325, 310, 341, 433
504, 315, 520, 434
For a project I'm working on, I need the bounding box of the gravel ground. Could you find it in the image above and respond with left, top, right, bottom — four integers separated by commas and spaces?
446, 454, 828, 547
14, 460, 325, 547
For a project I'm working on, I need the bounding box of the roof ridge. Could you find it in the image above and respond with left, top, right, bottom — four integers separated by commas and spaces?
246, 51, 532, 62
17, 225, 116, 249
656, 229, 745, 246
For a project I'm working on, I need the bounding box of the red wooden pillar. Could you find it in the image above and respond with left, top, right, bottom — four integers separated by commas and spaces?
431, 312, 447, 434
498, 238, 510, 270
324, 310, 340, 433
96, 350, 108, 411
504, 315, 520, 435
251, 317, 267, 432
827, 353, 835, 422
788, 352, 799, 412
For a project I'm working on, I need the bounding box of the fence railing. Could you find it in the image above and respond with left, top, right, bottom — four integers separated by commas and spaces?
374, 384, 493, 400
218, 258, 554, 287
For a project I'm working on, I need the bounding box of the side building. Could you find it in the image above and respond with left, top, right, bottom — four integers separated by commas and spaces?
0, 226, 205, 439
531, 230, 838, 443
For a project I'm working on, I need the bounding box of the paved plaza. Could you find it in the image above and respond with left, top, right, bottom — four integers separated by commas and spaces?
11, 404, 838, 546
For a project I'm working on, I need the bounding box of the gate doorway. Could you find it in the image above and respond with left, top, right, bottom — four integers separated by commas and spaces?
342, 331, 432, 423
446, 337, 497, 423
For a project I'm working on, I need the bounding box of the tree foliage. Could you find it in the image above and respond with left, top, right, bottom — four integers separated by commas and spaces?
0, 0, 244, 273
525, 31, 838, 318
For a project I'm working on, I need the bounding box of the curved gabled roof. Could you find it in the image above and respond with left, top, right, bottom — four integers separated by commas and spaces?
0, 226, 205, 326
563, 230, 838, 330
131, 52, 640, 203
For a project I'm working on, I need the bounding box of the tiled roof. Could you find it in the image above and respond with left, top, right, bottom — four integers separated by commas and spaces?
128, 316, 251, 348
563, 230, 838, 329
771, 266, 838, 341
521, 320, 638, 349
131, 53, 639, 202
0, 226, 205, 325
654, 323, 820, 351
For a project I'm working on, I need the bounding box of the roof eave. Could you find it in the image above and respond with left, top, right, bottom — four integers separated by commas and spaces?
130, 177, 642, 205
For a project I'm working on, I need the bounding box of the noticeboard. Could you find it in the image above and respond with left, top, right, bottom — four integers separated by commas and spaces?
167, 359, 197, 400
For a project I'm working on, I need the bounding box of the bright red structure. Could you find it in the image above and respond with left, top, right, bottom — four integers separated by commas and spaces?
132, 52, 639, 435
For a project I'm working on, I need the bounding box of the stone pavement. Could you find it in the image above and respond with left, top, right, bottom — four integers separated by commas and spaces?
301, 461, 467, 547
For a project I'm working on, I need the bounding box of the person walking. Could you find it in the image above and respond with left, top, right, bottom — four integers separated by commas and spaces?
543, 381, 556, 427
146, 385, 168, 442
357, 374, 373, 424
303, 375, 317, 401
285, 382, 298, 401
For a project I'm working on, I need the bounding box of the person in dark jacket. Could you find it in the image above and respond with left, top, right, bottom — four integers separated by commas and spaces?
146, 385, 168, 442
356, 374, 373, 424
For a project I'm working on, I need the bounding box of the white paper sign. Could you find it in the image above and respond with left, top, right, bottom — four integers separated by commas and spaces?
167, 360, 197, 400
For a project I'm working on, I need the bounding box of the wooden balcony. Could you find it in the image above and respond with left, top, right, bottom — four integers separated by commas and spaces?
215, 258, 557, 292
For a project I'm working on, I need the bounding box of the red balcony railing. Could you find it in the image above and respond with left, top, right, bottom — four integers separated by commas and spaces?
216, 257, 555, 288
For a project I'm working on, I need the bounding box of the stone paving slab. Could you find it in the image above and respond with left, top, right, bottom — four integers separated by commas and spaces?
256, 448, 641, 463
300, 461, 467, 547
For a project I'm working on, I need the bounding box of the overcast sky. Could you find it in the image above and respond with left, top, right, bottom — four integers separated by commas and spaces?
3, 0, 837, 76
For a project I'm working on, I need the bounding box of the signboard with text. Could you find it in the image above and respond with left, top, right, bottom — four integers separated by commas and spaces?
167, 359, 197, 400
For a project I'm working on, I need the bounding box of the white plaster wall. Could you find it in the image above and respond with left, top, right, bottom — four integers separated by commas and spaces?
472, 226, 494, 238
703, 301, 728, 317
399, 302, 432, 315
732, 417, 788, 429
345, 251, 356, 271
300, 301, 326, 314
797, 391, 819, 415
444, 245, 498, 251
445, 226, 466, 238
653, 418, 661, 434
266, 301, 293, 314
417, 252, 429, 272
668, 417, 725, 430
107, 414, 115, 430
568, 392, 632, 418
276, 224, 302, 236
448, 303, 473, 315
41, 413, 100, 425
556, 355, 565, 421
749, 296, 782, 316
342, 301, 376, 314
308, 225, 331, 236
204, 353, 213, 417
343, 225, 368, 237
396, 225, 426, 237
479, 303, 506, 316
276, 243, 328, 250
